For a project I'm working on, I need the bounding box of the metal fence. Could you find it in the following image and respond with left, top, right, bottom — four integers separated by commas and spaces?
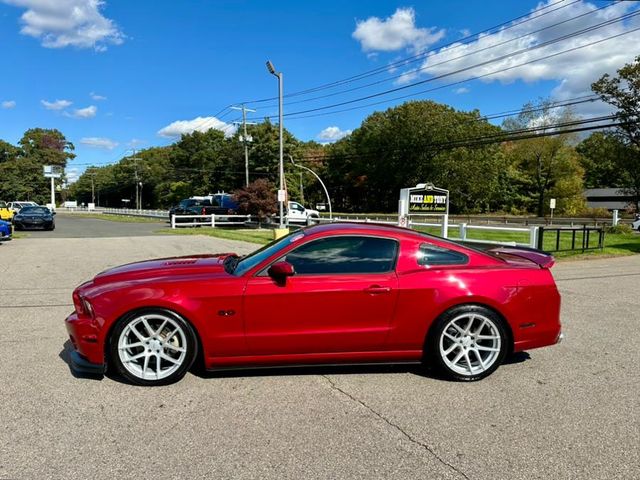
537, 226, 605, 252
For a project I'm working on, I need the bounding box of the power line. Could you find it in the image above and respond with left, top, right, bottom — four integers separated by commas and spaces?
247, 11, 640, 121
254, 1, 614, 110
263, 26, 640, 122
240, 0, 579, 105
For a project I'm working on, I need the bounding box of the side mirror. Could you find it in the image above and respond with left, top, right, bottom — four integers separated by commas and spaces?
268, 261, 295, 282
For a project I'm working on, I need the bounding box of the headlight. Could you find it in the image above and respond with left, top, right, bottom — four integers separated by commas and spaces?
81, 298, 94, 318
74, 292, 95, 318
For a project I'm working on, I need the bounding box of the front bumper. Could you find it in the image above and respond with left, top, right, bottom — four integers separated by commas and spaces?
65, 312, 105, 374
69, 350, 106, 374
14, 220, 53, 230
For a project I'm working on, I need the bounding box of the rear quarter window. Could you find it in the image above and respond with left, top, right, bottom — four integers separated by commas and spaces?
418, 243, 468, 266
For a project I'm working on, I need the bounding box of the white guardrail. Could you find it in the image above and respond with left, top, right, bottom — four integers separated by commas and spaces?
170, 214, 252, 228
316, 216, 538, 248
90, 207, 539, 248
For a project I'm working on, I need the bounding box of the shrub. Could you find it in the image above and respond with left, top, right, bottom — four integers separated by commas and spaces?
232, 179, 277, 221
606, 224, 633, 234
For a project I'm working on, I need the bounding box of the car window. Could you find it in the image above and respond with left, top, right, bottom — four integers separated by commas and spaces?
233, 231, 306, 276
283, 236, 398, 275
20, 207, 49, 214
417, 243, 468, 266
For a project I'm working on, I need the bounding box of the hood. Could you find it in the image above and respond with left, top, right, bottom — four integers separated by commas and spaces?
93, 253, 236, 285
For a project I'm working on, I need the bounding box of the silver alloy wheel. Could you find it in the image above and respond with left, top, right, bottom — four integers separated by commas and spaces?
117, 313, 188, 381
439, 313, 502, 376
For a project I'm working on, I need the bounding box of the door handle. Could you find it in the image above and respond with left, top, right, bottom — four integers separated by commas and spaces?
364, 285, 391, 294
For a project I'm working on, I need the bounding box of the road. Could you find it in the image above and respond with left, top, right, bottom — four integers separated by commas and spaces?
16, 212, 168, 238
0, 221, 638, 480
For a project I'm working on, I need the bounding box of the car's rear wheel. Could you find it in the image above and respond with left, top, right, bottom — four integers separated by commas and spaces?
426, 305, 508, 381
109, 309, 197, 386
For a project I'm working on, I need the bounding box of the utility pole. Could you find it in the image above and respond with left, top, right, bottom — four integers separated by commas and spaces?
266, 60, 285, 230
299, 171, 304, 205
129, 149, 140, 210
232, 104, 256, 187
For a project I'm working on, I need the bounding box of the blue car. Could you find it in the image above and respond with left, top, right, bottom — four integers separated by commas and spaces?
0, 219, 11, 242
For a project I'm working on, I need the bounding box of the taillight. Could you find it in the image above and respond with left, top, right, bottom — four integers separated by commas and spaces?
201, 207, 206, 215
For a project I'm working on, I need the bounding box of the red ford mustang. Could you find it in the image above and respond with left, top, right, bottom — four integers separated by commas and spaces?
65, 223, 562, 386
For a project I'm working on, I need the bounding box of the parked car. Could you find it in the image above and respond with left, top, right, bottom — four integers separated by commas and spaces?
286, 201, 320, 224
168, 198, 229, 222
65, 222, 562, 386
632, 214, 640, 231
0, 202, 13, 222
0, 219, 11, 242
12, 206, 55, 231
7, 201, 38, 214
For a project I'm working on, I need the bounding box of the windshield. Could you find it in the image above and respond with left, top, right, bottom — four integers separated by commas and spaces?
231, 230, 305, 276
20, 207, 49, 215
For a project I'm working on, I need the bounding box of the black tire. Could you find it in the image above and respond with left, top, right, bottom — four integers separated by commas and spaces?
109, 308, 198, 386
425, 305, 509, 382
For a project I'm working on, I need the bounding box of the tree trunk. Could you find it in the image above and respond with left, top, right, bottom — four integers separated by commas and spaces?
537, 191, 545, 217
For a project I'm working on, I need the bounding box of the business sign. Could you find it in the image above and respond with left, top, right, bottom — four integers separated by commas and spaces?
43, 165, 62, 179
408, 186, 449, 213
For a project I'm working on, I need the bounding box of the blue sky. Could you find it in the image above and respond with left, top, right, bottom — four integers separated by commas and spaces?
1, 0, 639, 181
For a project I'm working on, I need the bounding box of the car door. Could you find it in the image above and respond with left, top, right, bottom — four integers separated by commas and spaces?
287, 202, 306, 222
243, 235, 400, 355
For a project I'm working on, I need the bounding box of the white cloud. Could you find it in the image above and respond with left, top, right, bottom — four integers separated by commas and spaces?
79, 136, 118, 149
127, 138, 145, 148
65, 105, 97, 118
454, 87, 470, 94
41, 99, 72, 110
65, 167, 80, 183
1, 100, 16, 109
317, 126, 352, 143
90, 92, 107, 100
412, 0, 640, 114
157, 116, 236, 138
353, 7, 445, 52
2, 0, 124, 50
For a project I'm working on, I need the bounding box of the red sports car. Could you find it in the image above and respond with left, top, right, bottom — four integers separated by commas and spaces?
65, 223, 562, 386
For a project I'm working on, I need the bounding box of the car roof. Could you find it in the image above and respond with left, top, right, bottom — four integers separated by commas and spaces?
302, 222, 428, 241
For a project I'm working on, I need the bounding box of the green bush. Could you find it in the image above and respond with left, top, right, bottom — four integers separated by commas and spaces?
606, 224, 633, 234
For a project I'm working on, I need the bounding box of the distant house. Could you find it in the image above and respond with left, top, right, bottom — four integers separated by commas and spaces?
584, 188, 635, 211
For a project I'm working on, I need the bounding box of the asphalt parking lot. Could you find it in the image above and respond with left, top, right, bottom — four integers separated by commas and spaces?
0, 219, 638, 480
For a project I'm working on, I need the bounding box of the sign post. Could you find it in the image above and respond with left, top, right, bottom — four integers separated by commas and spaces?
549, 198, 556, 223
398, 183, 450, 237
43, 166, 62, 211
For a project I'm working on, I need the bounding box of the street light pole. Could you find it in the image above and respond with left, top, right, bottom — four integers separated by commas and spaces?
266, 60, 285, 229
289, 155, 332, 220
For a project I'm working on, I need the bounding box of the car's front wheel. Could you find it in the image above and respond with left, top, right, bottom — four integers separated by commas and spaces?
426, 305, 508, 381
109, 309, 197, 386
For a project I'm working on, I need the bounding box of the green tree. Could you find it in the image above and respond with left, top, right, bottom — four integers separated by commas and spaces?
0, 140, 20, 164
576, 132, 628, 188
323, 100, 504, 213
502, 101, 585, 216
19, 128, 75, 166
592, 56, 640, 210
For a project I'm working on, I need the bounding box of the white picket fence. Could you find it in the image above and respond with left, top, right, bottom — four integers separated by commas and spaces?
170, 214, 252, 228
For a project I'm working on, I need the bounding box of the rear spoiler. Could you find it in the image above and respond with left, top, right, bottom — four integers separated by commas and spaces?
486, 246, 555, 269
